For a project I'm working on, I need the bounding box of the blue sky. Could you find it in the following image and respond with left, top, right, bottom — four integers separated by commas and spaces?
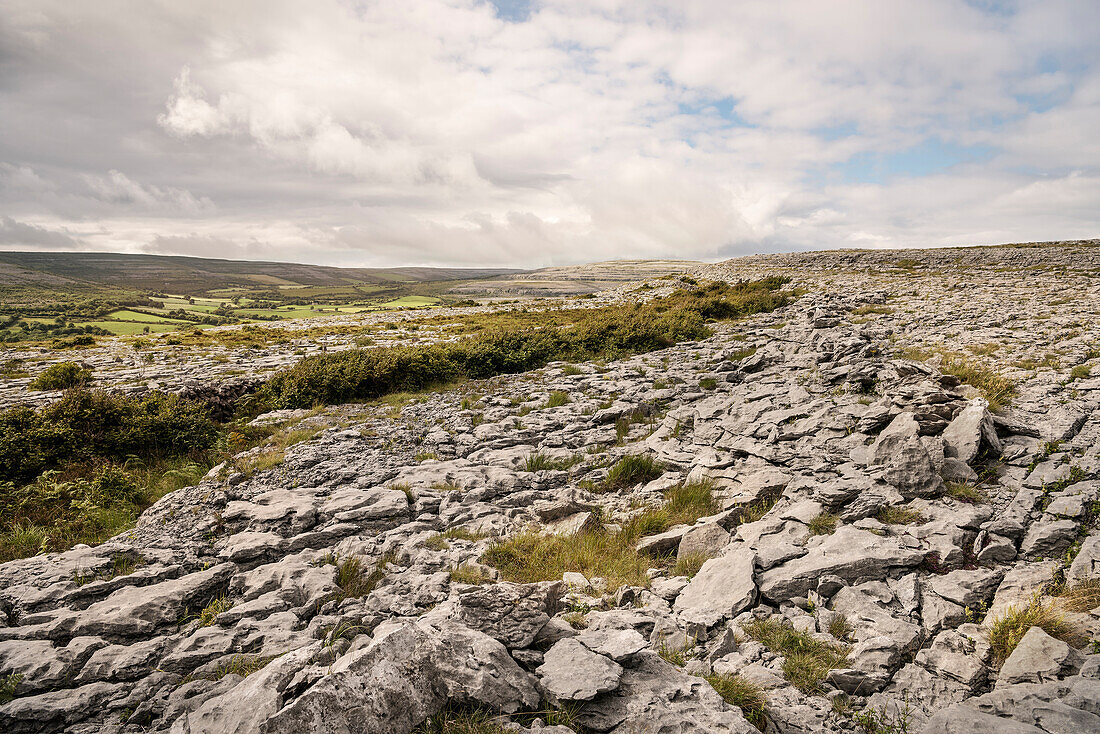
0, 0, 1097, 266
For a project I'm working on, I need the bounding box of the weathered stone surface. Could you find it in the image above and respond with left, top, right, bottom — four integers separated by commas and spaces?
759, 527, 924, 602
537, 639, 622, 703
998, 627, 1083, 686
673, 547, 756, 628
574, 652, 757, 733
262, 621, 538, 733
942, 399, 1002, 463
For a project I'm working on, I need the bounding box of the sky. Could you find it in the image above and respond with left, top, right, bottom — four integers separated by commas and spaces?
0, 0, 1097, 268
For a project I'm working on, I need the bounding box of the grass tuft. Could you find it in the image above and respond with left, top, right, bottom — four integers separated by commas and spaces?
334, 553, 393, 602
1058, 578, 1100, 614
198, 595, 233, 627
705, 674, 768, 731
808, 512, 838, 536
945, 481, 988, 504
600, 454, 664, 492
449, 564, 492, 585
481, 528, 653, 590
874, 506, 925, 525
742, 617, 849, 694
988, 596, 1080, 664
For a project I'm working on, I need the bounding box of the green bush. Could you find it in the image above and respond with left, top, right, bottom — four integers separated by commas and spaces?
28, 361, 93, 391
259, 279, 791, 410
0, 388, 217, 484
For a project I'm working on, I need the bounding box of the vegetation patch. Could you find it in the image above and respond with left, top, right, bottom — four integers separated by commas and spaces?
259, 279, 791, 409
28, 361, 93, 391
874, 506, 925, 525
944, 481, 988, 504
742, 617, 849, 694
334, 553, 393, 602
808, 512, 839, 536
481, 527, 654, 589
988, 596, 1080, 664
1057, 578, 1100, 614
449, 564, 492, 585
705, 674, 768, 731
600, 454, 664, 491
673, 552, 710, 579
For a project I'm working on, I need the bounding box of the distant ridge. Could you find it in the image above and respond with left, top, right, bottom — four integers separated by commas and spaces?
0, 251, 525, 294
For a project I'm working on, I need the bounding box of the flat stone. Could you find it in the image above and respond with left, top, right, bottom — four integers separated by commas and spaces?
537, 638, 622, 703
575, 627, 648, 662
673, 547, 757, 629
759, 526, 924, 602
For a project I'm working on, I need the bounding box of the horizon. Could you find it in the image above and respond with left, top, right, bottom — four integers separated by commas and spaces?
2, 1, 1098, 268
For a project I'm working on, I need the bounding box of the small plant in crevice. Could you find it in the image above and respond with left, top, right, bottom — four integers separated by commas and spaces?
334, 552, 395, 602
599, 454, 664, 492
705, 673, 768, 731
988, 595, 1081, 664
808, 512, 839, 536
741, 616, 849, 694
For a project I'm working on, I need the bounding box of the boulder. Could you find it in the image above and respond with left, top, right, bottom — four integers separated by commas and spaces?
941, 399, 1002, 463
759, 527, 924, 602
261, 620, 538, 734
997, 627, 1083, 686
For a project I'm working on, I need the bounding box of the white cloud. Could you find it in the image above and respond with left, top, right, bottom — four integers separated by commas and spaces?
0, 0, 1096, 266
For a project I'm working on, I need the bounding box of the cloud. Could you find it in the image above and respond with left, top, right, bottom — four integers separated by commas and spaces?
0, 0, 1096, 267
0, 216, 81, 249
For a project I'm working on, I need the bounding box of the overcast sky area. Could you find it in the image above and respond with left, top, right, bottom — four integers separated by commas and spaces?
0, 0, 1097, 268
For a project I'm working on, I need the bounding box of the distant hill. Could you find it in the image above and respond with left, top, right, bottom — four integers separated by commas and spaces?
0, 252, 523, 295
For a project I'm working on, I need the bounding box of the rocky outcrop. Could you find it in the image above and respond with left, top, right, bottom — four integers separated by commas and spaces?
3, 244, 1100, 733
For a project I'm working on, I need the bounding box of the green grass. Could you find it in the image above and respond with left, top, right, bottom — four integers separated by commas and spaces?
334, 553, 393, 602
1068, 364, 1092, 381
481, 527, 654, 589
600, 454, 664, 492
544, 390, 571, 408
945, 481, 988, 504
198, 596, 233, 627
705, 674, 768, 731
449, 564, 492, 585
742, 617, 849, 694
259, 279, 792, 409
524, 451, 583, 473
673, 552, 710, 578
808, 512, 838, 536
875, 506, 925, 525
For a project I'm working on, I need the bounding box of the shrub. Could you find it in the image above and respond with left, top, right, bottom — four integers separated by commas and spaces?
28, 361, 92, 391
705, 674, 768, 731
0, 388, 217, 485
259, 279, 791, 410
